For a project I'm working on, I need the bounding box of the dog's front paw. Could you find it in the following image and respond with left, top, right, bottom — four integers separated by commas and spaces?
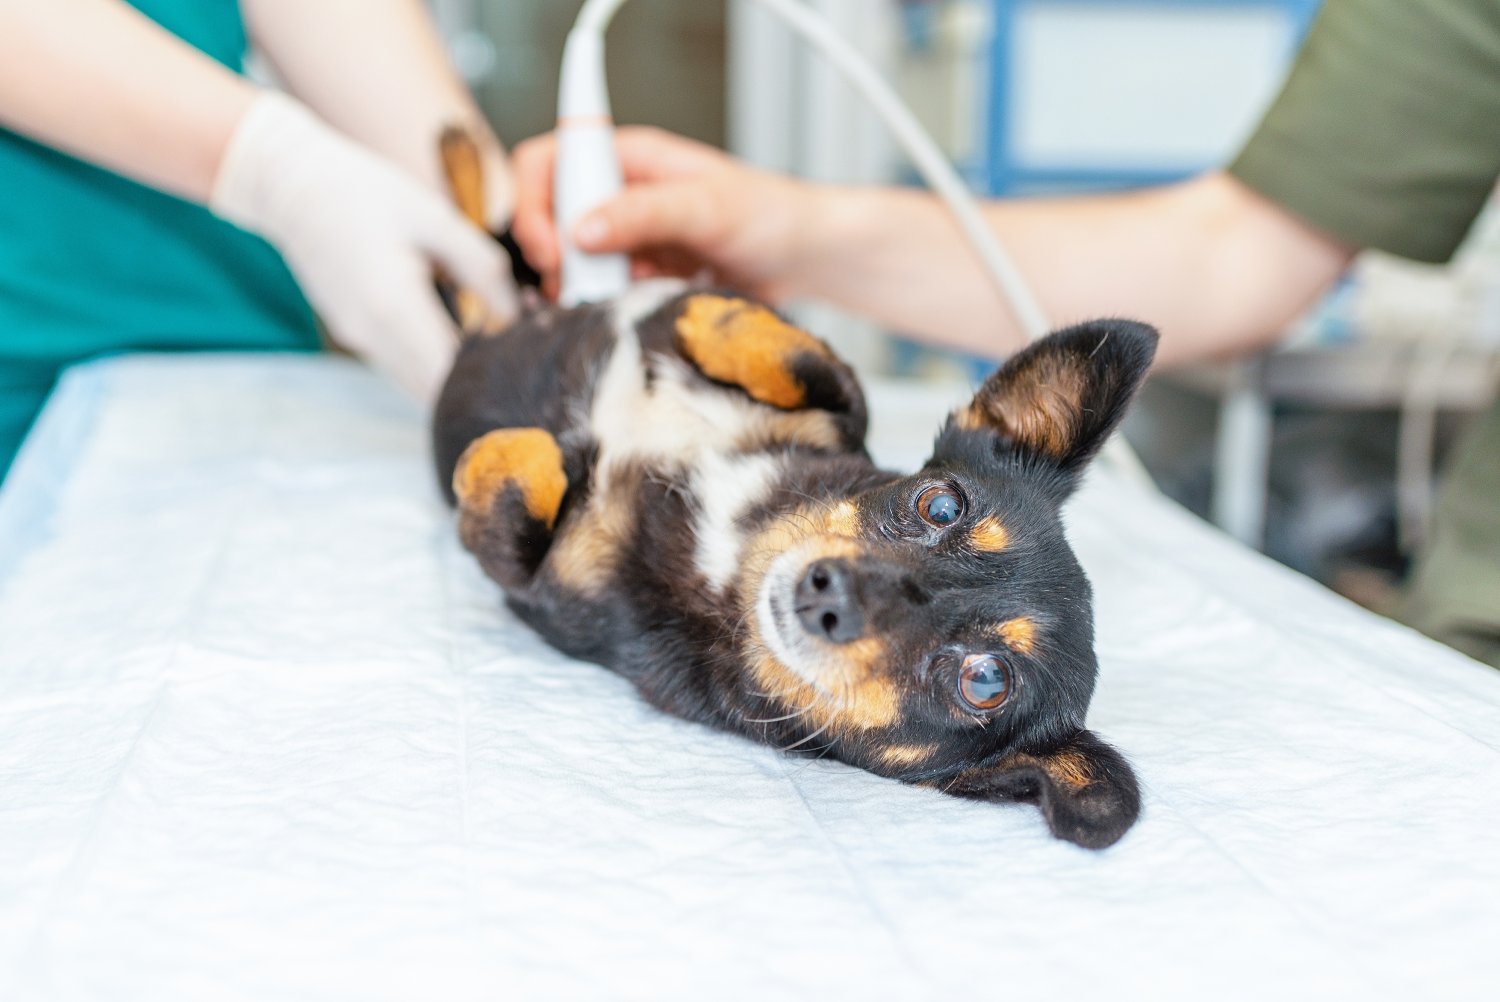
674, 294, 851, 412
454, 427, 567, 528
453, 428, 568, 588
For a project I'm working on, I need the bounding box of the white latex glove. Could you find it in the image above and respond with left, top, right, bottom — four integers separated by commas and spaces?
210, 91, 517, 403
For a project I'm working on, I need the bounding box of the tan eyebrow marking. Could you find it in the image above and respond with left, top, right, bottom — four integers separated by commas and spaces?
995, 617, 1037, 654
970, 516, 1010, 552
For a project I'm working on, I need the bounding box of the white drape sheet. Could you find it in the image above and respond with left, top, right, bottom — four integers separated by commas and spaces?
1, 355, 1496, 1001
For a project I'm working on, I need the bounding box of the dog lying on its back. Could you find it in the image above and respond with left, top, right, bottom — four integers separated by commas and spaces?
433, 117, 1154, 850
433, 277, 1158, 849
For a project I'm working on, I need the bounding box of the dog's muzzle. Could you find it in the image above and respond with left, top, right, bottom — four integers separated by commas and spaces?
794, 559, 865, 644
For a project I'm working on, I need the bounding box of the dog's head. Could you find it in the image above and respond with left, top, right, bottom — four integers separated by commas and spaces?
738, 320, 1157, 848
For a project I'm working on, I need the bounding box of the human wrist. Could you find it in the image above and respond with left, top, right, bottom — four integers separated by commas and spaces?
773, 182, 893, 304
209, 91, 350, 240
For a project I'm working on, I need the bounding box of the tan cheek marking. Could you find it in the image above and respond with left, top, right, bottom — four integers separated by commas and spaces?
995, 617, 1037, 654
749, 651, 901, 734
840, 672, 901, 731
453, 428, 567, 528
879, 743, 937, 769
823, 501, 860, 537
675, 295, 829, 410
738, 514, 897, 733
970, 516, 1009, 552
840, 636, 885, 681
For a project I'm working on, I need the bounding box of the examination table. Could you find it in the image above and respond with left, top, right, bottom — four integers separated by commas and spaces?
1, 354, 1497, 1000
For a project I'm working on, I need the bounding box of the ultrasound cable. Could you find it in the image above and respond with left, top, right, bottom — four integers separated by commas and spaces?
555, 0, 1151, 482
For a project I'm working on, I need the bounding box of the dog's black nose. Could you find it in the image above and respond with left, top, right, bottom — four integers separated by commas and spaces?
795, 559, 865, 644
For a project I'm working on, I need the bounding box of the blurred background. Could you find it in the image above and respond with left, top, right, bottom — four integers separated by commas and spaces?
431, 0, 1500, 609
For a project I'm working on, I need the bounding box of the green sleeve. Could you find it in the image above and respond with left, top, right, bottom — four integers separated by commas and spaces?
1229, 0, 1500, 263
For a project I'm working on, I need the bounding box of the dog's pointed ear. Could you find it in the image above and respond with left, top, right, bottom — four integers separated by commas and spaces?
947, 729, 1140, 849
938, 319, 1158, 478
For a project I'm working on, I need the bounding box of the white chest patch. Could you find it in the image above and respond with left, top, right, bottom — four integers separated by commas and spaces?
589, 280, 770, 471
584, 280, 785, 594
690, 452, 782, 592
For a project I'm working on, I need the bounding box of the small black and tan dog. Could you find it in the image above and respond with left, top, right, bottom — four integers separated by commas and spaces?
433, 133, 1156, 850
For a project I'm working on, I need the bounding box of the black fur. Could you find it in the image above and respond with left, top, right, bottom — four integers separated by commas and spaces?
434, 291, 1157, 849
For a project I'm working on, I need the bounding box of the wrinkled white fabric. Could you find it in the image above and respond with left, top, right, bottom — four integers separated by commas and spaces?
1, 355, 1497, 1001
211, 93, 517, 404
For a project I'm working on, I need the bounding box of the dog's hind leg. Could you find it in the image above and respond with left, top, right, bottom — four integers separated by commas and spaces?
452, 427, 569, 590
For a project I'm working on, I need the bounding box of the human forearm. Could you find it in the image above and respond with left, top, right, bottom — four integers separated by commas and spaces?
517, 128, 1354, 368
791, 172, 1356, 367
0, 0, 514, 403
242, 0, 512, 225
0, 0, 256, 203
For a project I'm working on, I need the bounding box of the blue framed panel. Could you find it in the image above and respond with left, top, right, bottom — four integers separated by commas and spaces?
985, 0, 1322, 195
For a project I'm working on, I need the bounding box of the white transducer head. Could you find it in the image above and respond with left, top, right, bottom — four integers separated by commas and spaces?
555, 26, 632, 307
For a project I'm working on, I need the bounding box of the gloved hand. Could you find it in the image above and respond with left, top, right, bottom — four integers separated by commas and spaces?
211, 91, 517, 403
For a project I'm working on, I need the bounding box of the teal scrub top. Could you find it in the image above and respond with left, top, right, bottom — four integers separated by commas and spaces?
0, 0, 319, 481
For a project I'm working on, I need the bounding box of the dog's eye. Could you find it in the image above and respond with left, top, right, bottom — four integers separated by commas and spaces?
917, 486, 963, 527
957, 654, 1012, 711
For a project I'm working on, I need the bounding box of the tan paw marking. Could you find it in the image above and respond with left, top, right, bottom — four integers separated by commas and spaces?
453, 428, 567, 528
675, 294, 830, 409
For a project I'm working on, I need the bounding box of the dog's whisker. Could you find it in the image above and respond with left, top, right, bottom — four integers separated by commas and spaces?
786, 735, 841, 779
742, 705, 814, 725
746, 686, 788, 701
741, 689, 818, 722
778, 719, 833, 753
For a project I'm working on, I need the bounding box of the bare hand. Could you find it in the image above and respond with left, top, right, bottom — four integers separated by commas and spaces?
510, 127, 817, 303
